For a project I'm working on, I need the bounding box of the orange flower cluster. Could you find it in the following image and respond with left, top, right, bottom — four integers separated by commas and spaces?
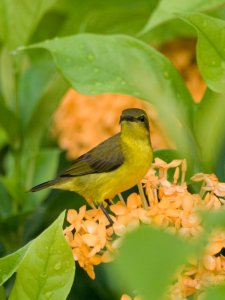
64, 205, 113, 279
64, 158, 225, 299
168, 173, 225, 299
170, 230, 225, 299
52, 90, 172, 159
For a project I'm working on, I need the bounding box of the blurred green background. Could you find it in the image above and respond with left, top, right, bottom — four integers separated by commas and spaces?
1, 0, 225, 299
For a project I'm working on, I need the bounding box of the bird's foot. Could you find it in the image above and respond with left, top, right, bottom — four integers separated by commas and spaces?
99, 203, 113, 228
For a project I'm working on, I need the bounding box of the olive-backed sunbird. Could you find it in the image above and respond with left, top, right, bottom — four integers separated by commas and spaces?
31, 108, 153, 224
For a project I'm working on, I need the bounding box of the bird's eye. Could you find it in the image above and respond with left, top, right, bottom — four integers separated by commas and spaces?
138, 115, 145, 122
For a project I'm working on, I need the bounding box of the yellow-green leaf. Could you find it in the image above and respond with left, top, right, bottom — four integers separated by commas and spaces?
9, 212, 75, 300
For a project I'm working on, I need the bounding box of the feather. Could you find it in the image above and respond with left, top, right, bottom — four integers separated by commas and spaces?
60, 133, 124, 177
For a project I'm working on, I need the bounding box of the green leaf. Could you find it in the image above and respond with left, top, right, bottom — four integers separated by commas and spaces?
179, 12, 225, 93
203, 210, 225, 232
142, 18, 196, 45
0, 244, 29, 285
24, 72, 67, 151
23, 148, 60, 211
30, 34, 192, 106
0, 175, 23, 207
0, 180, 12, 220
0, 286, 6, 300
9, 211, 75, 300
194, 89, 225, 170
216, 134, 225, 181
27, 34, 198, 162
0, 48, 16, 108
111, 226, 194, 300
140, 0, 225, 34
153, 149, 182, 162
0, 100, 19, 145
58, 0, 159, 37
0, 0, 57, 49
18, 59, 56, 131
203, 284, 225, 300
0, 1, 7, 43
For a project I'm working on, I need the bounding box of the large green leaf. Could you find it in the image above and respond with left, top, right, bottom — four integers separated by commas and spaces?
0, 1, 7, 43
141, 18, 196, 45
194, 90, 225, 171
0, 286, 6, 300
203, 285, 225, 300
179, 12, 225, 93
140, 0, 225, 34
111, 226, 194, 300
216, 134, 225, 181
9, 212, 75, 300
26, 34, 198, 162
0, 244, 29, 286
0, 0, 57, 49
57, 0, 159, 37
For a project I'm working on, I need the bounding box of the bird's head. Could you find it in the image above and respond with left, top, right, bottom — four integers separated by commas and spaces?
120, 108, 150, 139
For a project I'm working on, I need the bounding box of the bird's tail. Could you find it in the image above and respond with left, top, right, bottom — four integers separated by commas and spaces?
30, 179, 60, 192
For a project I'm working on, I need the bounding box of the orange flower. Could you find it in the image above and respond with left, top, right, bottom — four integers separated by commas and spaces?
64, 206, 111, 279
63, 157, 225, 299
153, 158, 183, 179
65, 206, 86, 232
191, 173, 225, 196
111, 194, 150, 236
192, 173, 225, 209
52, 89, 171, 159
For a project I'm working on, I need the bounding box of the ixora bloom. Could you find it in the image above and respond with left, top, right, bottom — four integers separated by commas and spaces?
64, 158, 225, 299
52, 89, 171, 159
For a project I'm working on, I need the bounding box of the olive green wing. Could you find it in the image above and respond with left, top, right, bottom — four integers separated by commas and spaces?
60, 133, 124, 177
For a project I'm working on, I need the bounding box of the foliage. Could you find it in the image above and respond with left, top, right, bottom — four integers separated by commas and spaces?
1, 0, 225, 299
9, 211, 75, 300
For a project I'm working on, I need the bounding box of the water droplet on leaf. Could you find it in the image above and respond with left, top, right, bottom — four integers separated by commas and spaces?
60, 281, 65, 287
54, 261, 62, 271
45, 291, 53, 299
163, 71, 170, 79
211, 60, 218, 66
203, 20, 208, 28
41, 272, 47, 278
87, 53, 95, 61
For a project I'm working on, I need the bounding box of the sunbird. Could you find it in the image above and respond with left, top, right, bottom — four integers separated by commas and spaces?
31, 108, 153, 225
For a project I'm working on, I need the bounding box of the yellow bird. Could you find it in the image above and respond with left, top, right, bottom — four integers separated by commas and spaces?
31, 108, 153, 225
